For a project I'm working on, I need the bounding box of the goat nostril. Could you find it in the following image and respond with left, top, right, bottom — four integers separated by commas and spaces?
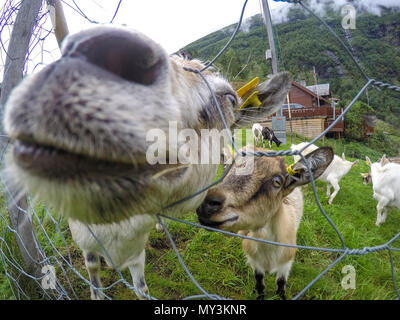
196, 194, 232, 228
204, 196, 224, 214
208, 200, 222, 208
196, 195, 224, 220
65, 28, 165, 85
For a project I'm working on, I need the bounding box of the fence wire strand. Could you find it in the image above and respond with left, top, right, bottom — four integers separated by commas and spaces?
0, 0, 399, 300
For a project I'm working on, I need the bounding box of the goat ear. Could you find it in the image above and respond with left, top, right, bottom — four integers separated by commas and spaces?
234, 72, 291, 127
256, 72, 291, 115
342, 152, 346, 160
380, 154, 389, 166
284, 147, 334, 189
365, 156, 371, 167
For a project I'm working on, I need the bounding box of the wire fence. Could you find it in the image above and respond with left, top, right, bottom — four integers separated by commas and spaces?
0, 0, 400, 300
0, 0, 53, 78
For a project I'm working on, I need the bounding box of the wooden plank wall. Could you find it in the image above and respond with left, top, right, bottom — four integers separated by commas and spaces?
261, 117, 325, 139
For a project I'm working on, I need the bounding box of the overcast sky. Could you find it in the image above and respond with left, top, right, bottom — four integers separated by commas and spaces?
0, 0, 284, 81
61, 0, 283, 53
1, 0, 398, 81
59, 0, 400, 53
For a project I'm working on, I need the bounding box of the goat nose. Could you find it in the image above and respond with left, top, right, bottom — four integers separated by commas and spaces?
197, 195, 225, 217
63, 27, 165, 85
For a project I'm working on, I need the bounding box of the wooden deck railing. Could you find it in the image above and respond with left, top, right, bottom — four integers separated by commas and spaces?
281, 106, 342, 119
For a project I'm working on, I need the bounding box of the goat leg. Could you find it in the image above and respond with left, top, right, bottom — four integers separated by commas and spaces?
276, 276, 286, 300
272, 135, 282, 148
255, 271, 265, 300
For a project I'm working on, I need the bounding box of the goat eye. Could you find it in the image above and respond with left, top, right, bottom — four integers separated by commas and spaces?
225, 93, 236, 106
272, 175, 283, 188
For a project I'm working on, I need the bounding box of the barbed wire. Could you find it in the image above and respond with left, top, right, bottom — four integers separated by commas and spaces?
0, 0, 399, 301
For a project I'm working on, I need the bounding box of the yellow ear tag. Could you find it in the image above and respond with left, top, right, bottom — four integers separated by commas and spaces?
239, 91, 262, 109
237, 77, 259, 98
287, 163, 301, 176
237, 77, 262, 110
365, 159, 371, 166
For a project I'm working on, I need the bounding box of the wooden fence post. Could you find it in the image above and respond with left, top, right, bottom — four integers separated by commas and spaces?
0, 0, 45, 280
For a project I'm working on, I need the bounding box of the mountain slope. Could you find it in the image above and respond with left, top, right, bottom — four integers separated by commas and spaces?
183, 11, 400, 126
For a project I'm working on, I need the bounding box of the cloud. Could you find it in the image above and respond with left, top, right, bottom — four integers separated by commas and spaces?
240, 16, 253, 33
270, 0, 400, 24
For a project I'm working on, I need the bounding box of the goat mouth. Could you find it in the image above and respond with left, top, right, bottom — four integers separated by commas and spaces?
12, 140, 137, 179
198, 215, 239, 229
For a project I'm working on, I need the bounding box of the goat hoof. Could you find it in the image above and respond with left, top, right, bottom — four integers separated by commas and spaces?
256, 294, 264, 300
276, 290, 286, 300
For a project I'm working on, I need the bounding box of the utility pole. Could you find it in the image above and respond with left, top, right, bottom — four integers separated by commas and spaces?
260, 0, 286, 145
260, 0, 278, 74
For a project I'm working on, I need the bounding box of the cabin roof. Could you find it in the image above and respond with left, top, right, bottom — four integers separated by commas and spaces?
306, 83, 330, 96
290, 81, 330, 104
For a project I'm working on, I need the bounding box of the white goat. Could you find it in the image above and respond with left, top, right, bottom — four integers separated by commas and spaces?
197, 146, 334, 299
291, 142, 358, 204
360, 154, 397, 185
3, 26, 292, 299
69, 216, 153, 299
252, 123, 263, 146
366, 156, 400, 226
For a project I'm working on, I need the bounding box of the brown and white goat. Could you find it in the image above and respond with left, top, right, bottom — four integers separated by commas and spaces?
197, 146, 334, 299
2, 26, 292, 298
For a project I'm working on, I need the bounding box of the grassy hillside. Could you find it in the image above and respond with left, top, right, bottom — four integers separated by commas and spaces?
1, 133, 398, 300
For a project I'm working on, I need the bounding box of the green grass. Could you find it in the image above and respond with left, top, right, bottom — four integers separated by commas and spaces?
139, 132, 400, 300
0, 132, 399, 300
0, 189, 18, 300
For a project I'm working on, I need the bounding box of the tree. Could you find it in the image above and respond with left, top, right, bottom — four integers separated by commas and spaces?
216, 47, 242, 80
344, 101, 375, 141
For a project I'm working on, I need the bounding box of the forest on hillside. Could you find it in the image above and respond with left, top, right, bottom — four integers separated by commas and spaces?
183, 7, 400, 128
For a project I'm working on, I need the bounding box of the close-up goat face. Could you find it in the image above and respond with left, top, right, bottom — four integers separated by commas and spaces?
197, 146, 334, 232
3, 26, 291, 224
